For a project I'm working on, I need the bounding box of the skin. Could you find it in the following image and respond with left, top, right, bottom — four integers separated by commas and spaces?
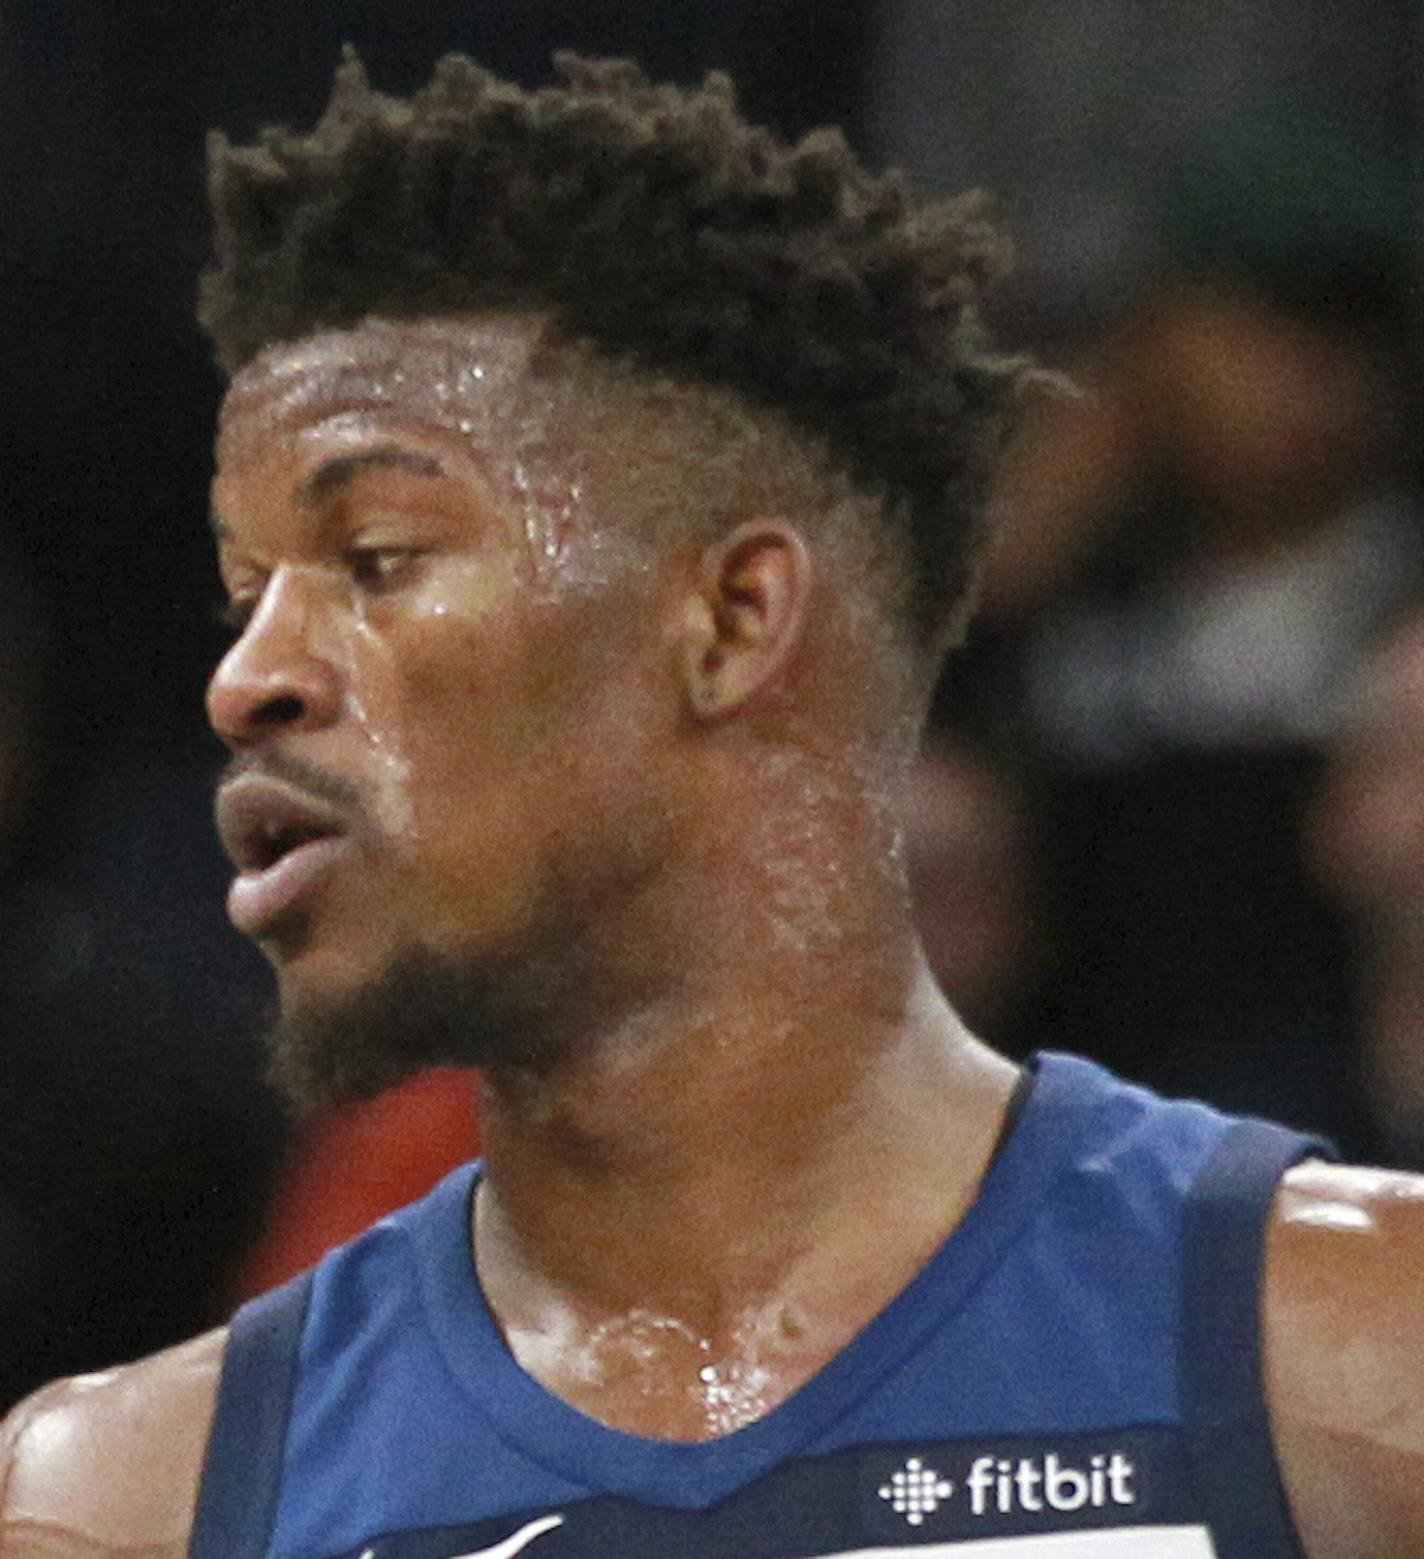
3, 312, 1424, 1556
211, 311, 1018, 1437
1267, 1165, 1424, 1558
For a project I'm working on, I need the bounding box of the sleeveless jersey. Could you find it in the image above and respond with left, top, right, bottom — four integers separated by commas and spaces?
191, 1053, 1329, 1559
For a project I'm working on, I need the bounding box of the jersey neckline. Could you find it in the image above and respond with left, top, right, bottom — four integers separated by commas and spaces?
404, 1051, 1112, 1509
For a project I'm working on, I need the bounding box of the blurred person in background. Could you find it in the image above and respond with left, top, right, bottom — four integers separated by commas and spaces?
904, 738, 1039, 1048
233, 1066, 479, 1299
1311, 608, 1424, 1168
949, 113, 1417, 1154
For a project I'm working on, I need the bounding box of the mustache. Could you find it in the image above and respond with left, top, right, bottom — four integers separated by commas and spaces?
215, 748, 369, 822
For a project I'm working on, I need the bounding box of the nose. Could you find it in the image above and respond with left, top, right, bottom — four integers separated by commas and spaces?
206, 567, 343, 745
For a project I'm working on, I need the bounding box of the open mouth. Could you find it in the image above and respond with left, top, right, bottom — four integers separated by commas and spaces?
248, 818, 338, 872
216, 774, 352, 937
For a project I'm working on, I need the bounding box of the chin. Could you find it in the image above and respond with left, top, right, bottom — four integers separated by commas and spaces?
267, 911, 410, 1005
262, 941, 537, 1115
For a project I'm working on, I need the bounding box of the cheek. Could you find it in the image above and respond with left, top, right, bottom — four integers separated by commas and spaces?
346, 561, 531, 828
373, 558, 674, 898
376, 610, 587, 875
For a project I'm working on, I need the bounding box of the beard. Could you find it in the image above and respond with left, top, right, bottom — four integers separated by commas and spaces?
263, 942, 564, 1114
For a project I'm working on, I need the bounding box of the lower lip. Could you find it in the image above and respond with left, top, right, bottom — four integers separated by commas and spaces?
227, 836, 351, 936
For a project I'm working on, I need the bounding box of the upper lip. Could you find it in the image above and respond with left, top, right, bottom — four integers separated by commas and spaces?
215, 773, 349, 873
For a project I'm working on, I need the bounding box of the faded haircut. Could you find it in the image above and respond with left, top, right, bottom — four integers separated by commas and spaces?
200, 50, 1026, 649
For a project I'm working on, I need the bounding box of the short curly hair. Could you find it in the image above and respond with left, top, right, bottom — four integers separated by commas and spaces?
200, 50, 1023, 648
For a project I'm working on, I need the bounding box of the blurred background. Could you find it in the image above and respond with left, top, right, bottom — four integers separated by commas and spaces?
0, 0, 1420, 1410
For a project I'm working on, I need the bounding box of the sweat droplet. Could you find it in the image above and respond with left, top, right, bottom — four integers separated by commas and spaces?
458, 419, 475, 435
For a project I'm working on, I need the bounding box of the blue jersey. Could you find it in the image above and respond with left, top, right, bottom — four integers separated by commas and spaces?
191, 1053, 1327, 1559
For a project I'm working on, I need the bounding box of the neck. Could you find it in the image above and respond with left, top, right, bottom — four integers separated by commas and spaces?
467, 742, 1021, 1437
475, 962, 1016, 1434
487, 967, 1007, 1273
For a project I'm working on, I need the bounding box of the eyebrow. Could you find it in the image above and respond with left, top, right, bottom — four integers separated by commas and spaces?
298, 448, 446, 503
209, 447, 449, 541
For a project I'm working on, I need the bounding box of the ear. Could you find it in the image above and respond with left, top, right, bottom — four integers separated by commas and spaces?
680, 520, 813, 721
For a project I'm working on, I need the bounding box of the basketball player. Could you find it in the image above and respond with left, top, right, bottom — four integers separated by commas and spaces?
2, 53, 1420, 1559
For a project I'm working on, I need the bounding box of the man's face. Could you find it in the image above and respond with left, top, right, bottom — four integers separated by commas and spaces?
208, 314, 679, 1095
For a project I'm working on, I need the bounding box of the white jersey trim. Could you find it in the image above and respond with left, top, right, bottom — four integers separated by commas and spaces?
823, 1526, 1216, 1558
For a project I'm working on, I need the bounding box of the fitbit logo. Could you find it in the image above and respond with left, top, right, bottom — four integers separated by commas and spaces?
965, 1452, 1136, 1516
877, 1449, 1137, 1528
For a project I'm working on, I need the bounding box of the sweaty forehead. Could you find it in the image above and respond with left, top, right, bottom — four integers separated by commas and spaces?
217, 313, 559, 459
213, 310, 858, 571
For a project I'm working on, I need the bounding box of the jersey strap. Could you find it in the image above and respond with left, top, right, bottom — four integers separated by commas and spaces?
189, 1267, 315, 1559
1179, 1117, 1330, 1559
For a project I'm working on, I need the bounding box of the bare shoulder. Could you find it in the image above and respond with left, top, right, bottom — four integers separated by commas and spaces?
0, 1326, 226, 1559
1264, 1159, 1424, 1559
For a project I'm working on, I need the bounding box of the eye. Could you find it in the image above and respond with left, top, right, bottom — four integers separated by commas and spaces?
215, 596, 257, 637
346, 547, 423, 592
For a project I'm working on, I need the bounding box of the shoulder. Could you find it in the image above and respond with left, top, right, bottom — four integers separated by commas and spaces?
1265, 1159, 1424, 1559
0, 1326, 226, 1558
